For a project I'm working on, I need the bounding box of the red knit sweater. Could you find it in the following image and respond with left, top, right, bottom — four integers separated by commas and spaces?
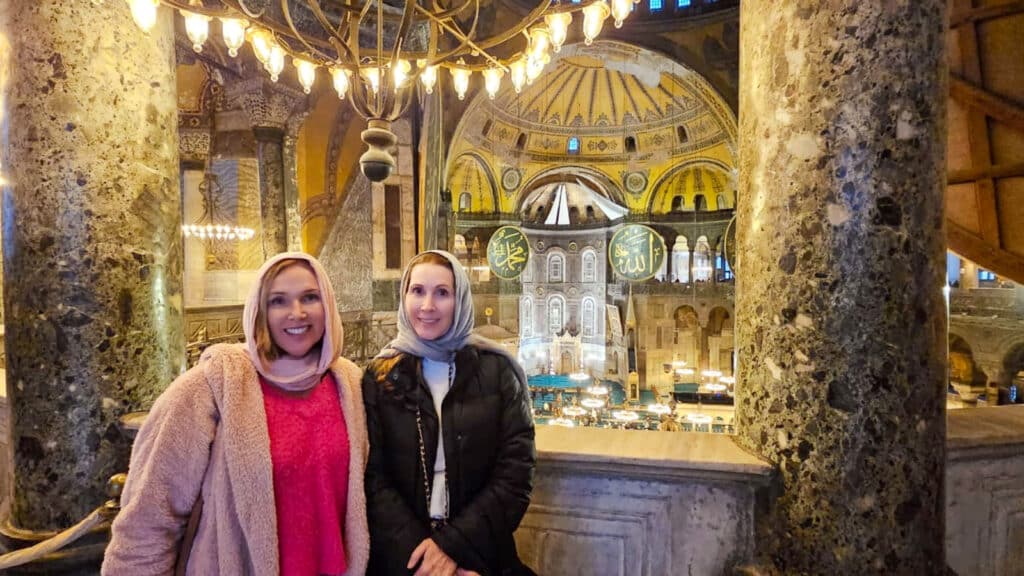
261, 373, 350, 576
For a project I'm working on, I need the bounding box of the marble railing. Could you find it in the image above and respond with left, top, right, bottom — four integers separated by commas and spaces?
518, 406, 1024, 575
517, 427, 772, 574
946, 405, 1024, 576
949, 287, 1023, 319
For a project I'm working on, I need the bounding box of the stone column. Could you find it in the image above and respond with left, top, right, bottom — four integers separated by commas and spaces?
230, 78, 305, 259
0, 0, 183, 530
735, 2, 948, 574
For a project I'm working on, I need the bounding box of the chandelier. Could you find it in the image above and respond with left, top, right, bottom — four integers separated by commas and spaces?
121, 0, 637, 181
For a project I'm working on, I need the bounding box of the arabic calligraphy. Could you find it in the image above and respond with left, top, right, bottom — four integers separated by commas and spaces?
487, 226, 531, 279
609, 225, 666, 281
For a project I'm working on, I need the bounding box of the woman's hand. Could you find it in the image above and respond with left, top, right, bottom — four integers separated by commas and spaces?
407, 538, 457, 576
455, 570, 481, 576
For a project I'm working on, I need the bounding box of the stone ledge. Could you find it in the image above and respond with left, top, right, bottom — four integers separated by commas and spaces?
947, 405, 1024, 461
535, 426, 773, 484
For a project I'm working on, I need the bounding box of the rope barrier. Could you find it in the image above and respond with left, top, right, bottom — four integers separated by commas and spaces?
0, 506, 109, 570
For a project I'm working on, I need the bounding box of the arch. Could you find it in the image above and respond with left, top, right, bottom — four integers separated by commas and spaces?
582, 297, 597, 337
672, 235, 690, 283
521, 297, 534, 338
547, 251, 566, 283
693, 236, 712, 281
707, 307, 733, 336
648, 159, 735, 215
547, 295, 566, 336
1002, 341, 1024, 384
446, 152, 499, 213
581, 249, 598, 283
453, 234, 468, 255
516, 165, 628, 211
949, 333, 981, 386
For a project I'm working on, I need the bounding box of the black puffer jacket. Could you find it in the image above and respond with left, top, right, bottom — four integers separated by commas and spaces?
362, 345, 536, 576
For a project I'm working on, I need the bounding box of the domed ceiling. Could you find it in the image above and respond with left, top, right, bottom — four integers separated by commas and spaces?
447, 40, 737, 217
453, 40, 737, 162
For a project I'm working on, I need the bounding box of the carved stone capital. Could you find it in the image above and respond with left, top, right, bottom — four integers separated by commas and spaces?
225, 77, 307, 131
178, 129, 211, 164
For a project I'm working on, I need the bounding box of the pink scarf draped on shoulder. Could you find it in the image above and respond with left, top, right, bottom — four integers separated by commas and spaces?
242, 252, 345, 392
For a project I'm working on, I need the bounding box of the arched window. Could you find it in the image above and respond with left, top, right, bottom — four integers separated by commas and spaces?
676, 125, 689, 143
650, 0, 663, 11
453, 234, 468, 256
694, 194, 707, 211
671, 195, 685, 211
582, 298, 596, 337
459, 192, 471, 211
567, 136, 580, 155
694, 236, 712, 281
547, 296, 565, 336
582, 250, 597, 283
655, 237, 669, 281
716, 194, 727, 210
516, 132, 527, 150
624, 136, 637, 153
482, 119, 492, 136
521, 297, 533, 337
672, 236, 690, 283
717, 243, 733, 281
548, 253, 564, 283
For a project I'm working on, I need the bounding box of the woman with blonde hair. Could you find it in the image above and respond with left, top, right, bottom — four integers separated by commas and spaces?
104, 252, 369, 575
363, 250, 536, 576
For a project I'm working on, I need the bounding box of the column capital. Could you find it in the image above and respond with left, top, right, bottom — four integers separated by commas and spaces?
226, 77, 307, 131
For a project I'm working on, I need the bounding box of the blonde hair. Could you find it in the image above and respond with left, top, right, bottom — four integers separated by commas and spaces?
253, 259, 314, 362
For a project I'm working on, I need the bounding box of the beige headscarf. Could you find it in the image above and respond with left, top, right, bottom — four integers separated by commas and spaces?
243, 252, 345, 392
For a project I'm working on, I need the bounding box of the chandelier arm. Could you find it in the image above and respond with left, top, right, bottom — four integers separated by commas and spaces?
413, 3, 504, 69
423, 0, 477, 22
328, 37, 358, 70
304, 0, 354, 49
280, 0, 335, 62
389, 0, 419, 67
159, 0, 234, 18
226, 0, 267, 19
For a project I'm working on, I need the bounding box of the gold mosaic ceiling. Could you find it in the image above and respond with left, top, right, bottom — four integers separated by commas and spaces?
460, 41, 737, 158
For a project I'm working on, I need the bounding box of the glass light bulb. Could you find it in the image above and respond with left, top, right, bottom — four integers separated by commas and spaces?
527, 27, 551, 65
525, 55, 547, 84
127, 0, 160, 32
330, 67, 351, 99
509, 58, 527, 94
182, 11, 210, 53
391, 59, 412, 92
450, 65, 471, 101
220, 18, 247, 57
248, 28, 273, 65
418, 62, 438, 94
544, 12, 572, 53
582, 0, 610, 46
265, 43, 285, 82
294, 58, 317, 94
610, 0, 631, 28
361, 66, 381, 95
483, 67, 504, 99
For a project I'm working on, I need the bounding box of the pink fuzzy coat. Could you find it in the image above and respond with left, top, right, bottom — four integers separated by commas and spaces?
102, 343, 370, 575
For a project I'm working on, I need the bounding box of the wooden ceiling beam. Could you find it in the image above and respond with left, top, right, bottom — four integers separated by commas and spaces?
950, 75, 1024, 134
950, 0, 1024, 28
948, 162, 1024, 185
948, 221, 1024, 283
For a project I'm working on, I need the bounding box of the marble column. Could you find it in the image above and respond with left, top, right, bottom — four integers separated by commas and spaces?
735, 1, 948, 574
0, 1, 183, 530
254, 126, 288, 258
230, 78, 304, 259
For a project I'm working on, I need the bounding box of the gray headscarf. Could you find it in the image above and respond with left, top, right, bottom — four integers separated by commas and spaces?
378, 250, 528, 387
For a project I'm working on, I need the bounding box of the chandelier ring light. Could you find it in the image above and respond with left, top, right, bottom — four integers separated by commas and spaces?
126, 0, 638, 181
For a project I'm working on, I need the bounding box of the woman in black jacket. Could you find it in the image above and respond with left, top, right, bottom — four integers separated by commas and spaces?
363, 250, 536, 576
